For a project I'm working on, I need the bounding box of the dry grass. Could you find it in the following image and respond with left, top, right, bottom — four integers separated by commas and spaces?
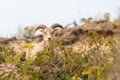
0, 18, 120, 80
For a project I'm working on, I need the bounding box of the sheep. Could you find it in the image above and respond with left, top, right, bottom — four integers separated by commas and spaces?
25, 23, 64, 60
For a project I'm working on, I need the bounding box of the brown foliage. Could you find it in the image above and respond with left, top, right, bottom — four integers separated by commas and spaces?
53, 20, 120, 45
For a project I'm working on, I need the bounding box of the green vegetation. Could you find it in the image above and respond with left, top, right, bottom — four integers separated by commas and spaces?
0, 30, 120, 80
0, 12, 120, 80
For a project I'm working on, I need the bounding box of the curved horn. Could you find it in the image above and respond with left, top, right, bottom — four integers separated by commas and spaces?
35, 24, 47, 31
51, 23, 63, 29
81, 18, 86, 22
88, 17, 93, 20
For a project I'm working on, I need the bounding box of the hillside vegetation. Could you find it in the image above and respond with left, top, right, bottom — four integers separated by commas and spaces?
0, 15, 120, 80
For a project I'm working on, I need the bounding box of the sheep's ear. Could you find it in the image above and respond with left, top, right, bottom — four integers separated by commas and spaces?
35, 24, 46, 31
51, 23, 64, 30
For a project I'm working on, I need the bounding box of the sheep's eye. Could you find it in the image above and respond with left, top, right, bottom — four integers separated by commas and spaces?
51, 31, 54, 35
44, 31, 47, 34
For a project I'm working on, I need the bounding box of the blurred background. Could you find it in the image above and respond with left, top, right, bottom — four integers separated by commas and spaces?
0, 0, 120, 37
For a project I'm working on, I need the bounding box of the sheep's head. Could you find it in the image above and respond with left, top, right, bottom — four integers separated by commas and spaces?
35, 23, 63, 41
